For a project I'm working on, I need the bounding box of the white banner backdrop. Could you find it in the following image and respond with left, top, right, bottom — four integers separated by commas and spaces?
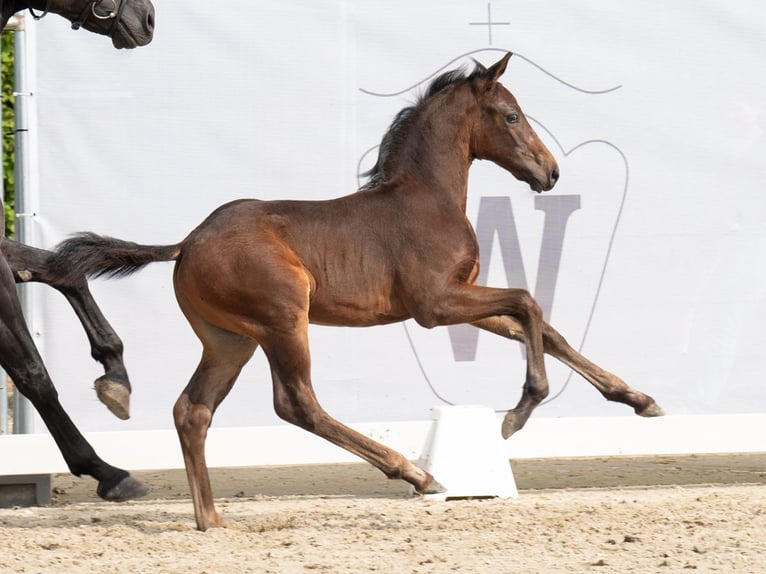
24, 0, 766, 436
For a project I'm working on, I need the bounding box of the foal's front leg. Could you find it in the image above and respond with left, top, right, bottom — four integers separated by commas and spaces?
472, 316, 665, 437
416, 285, 551, 439
1, 239, 131, 419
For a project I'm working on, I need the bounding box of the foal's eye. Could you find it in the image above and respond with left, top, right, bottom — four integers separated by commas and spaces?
505, 113, 519, 124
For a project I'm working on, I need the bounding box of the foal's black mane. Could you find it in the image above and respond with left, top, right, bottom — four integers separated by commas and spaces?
360, 63, 485, 191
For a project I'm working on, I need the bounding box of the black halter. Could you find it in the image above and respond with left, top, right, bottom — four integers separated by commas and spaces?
27, 0, 50, 20
30, 0, 128, 37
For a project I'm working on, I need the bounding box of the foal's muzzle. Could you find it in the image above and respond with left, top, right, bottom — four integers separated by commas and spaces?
529, 165, 559, 193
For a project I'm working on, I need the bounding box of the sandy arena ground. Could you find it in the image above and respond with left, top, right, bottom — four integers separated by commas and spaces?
0, 454, 764, 573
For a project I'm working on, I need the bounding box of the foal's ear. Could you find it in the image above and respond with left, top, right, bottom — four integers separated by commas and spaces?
481, 52, 512, 89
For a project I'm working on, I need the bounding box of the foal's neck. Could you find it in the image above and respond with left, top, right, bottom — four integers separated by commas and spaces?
395, 87, 477, 211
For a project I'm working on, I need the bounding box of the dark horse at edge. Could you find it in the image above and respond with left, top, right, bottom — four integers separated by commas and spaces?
1, 0, 154, 501
54, 53, 665, 530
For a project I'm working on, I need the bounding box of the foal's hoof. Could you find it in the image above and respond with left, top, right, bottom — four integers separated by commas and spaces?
98, 475, 150, 502
197, 512, 227, 532
637, 402, 666, 417
416, 477, 447, 495
95, 377, 131, 420
501, 411, 524, 440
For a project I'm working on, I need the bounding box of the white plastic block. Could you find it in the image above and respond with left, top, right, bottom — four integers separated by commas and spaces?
413, 405, 518, 500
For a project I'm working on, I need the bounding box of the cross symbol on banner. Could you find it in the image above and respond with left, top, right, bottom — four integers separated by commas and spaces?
469, 3, 510, 45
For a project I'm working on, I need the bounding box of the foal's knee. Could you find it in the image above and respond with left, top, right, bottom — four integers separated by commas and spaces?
514, 289, 543, 324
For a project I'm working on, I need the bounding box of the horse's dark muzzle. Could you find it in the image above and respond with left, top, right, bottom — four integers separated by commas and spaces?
142, 7, 155, 41
111, 3, 155, 49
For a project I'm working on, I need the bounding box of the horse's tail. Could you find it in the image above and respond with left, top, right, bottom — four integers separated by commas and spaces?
51, 232, 181, 281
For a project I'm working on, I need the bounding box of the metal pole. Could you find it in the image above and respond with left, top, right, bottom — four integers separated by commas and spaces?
12, 15, 35, 434
0, 14, 23, 434
0, 26, 7, 435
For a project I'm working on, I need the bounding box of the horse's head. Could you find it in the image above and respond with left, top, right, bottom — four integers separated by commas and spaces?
471, 53, 559, 193
34, 0, 155, 49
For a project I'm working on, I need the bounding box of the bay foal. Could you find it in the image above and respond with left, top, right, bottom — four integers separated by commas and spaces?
54, 53, 664, 529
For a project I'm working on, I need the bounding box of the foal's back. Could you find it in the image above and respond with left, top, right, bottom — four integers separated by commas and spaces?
173, 194, 433, 330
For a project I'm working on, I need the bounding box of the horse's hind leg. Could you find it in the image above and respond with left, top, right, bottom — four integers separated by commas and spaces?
171, 314, 257, 531
0, 248, 147, 500
472, 316, 664, 437
263, 328, 444, 497
2, 239, 131, 419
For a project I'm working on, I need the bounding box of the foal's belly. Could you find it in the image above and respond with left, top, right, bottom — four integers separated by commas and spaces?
307, 289, 410, 327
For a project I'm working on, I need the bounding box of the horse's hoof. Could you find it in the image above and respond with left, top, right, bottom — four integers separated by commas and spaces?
95, 378, 131, 420
417, 477, 447, 495
99, 475, 149, 502
637, 402, 666, 417
501, 411, 523, 439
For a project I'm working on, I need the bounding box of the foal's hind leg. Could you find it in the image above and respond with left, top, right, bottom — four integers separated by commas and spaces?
2, 239, 131, 419
264, 328, 444, 497
472, 316, 665, 437
171, 314, 257, 531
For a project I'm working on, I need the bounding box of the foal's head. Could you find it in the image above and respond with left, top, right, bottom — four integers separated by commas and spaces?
362, 53, 559, 195
29, 0, 155, 49
471, 53, 559, 192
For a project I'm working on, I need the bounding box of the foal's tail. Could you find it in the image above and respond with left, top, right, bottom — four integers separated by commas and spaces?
51, 232, 181, 282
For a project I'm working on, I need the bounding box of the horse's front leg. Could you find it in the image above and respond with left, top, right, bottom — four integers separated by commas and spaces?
472, 316, 665, 436
1, 239, 131, 419
0, 248, 147, 500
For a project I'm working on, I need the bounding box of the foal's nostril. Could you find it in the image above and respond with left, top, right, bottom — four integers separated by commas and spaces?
146, 9, 155, 31
551, 168, 560, 183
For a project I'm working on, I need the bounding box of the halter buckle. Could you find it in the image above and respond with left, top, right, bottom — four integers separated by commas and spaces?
91, 0, 118, 20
